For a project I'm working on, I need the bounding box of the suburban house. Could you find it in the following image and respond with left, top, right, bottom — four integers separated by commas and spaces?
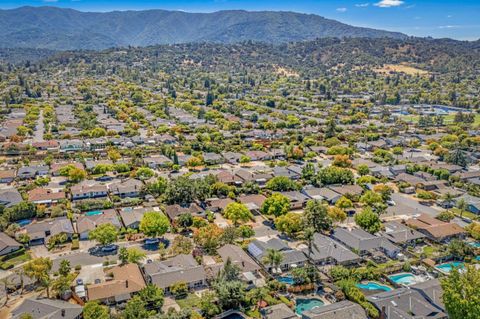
380, 221, 426, 247
0, 232, 22, 256
331, 227, 400, 258
119, 206, 159, 229
261, 303, 297, 319
302, 186, 342, 204
165, 203, 205, 223
302, 233, 360, 265
248, 237, 307, 273
71, 182, 108, 200
0, 169, 16, 183
144, 155, 173, 169
238, 194, 268, 213
11, 298, 83, 319
17, 217, 75, 246
143, 254, 206, 293
86, 263, 146, 304
27, 188, 66, 206
76, 209, 122, 240
301, 300, 368, 319
280, 191, 309, 210
404, 214, 466, 243
0, 188, 23, 207
217, 244, 261, 277
367, 280, 447, 319
17, 165, 49, 180
108, 179, 143, 198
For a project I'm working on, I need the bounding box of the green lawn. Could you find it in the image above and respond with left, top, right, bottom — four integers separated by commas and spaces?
401, 113, 480, 126
4, 251, 31, 266
175, 293, 201, 309
451, 208, 478, 221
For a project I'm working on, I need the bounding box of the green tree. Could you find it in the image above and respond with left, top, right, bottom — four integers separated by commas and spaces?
68, 168, 87, 183
262, 248, 283, 271
441, 265, 480, 319
261, 193, 290, 217
223, 202, 252, 226
135, 167, 155, 180
265, 176, 298, 192
354, 207, 382, 233
456, 198, 468, 218
275, 212, 303, 237
335, 196, 353, 209
23, 257, 52, 297
83, 301, 110, 319
304, 200, 333, 233
122, 296, 152, 319
58, 260, 71, 277
139, 212, 170, 238
89, 223, 118, 246
193, 223, 224, 254
138, 284, 164, 312
170, 281, 189, 299
119, 247, 146, 264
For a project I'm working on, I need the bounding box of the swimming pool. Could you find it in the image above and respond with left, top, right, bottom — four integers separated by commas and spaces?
277, 275, 294, 285
85, 210, 103, 216
17, 219, 32, 227
469, 242, 480, 248
295, 298, 324, 315
356, 282, 392, 292
388, 273, 417, 286
435, 262, 464, 274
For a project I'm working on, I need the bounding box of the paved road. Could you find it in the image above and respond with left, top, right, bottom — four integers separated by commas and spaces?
390, 193, 441, 216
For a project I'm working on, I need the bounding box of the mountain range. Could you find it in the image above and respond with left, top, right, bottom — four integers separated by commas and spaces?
0, 6, 408, 50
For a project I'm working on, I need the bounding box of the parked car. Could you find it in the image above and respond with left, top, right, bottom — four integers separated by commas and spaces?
145, 238, 160, 245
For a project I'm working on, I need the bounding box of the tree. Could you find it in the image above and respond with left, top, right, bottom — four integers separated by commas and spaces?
139, 212, 170, 238
436, 210, 455, 222
68, 168, 87, 183
247, 287, 269, 310
237, 225, 255, 239
23, 257, 52, 297
456, 198, 468, 218
83, 301, 109, 319
304, 200, 333, 233
119, 247, 146, 264
446, 147, 467, 168
354, 207, 382, 234
275, 212, 303, 237
139, 284, 164, 312
448, 239, 473, 259
214, 279, 245, 310
335, 196, 353, 210
441, 265, 480, 319
52, 273, 76, 298
199, 291, 221, 318
58, 260, 71, 277
170, 281, 189, 299
221, 226, 239, 244
262, 248, 283, 271
88, 223, 118, 246
261, 193, 290, 217
357, 164, 370, 176
135, 167, 154, 180
265, 176, 298, 192
316, 166, 354, 185
123, 296, 151, 319
194, 224, 224, 254
223, 202, 252, 226
360, 191, 384, 207
328, 207, 347, 223
170, 236, 194, 255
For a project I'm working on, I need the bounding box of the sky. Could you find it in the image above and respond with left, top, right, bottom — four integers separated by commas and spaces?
1, 0, 479, 40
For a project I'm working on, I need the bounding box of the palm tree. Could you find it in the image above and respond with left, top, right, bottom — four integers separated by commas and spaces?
303, 227, 316, 259
248, 287, 269, 310
262, 248, 283, 273
456, 198, 468, 218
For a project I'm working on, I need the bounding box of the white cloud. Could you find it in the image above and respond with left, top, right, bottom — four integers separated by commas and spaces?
374, 0, 404, 8
355, 3, 370, 7
336, 7, 348, 12
438, 25, 461, 29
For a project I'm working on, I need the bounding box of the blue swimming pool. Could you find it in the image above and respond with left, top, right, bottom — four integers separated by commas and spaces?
388, 273, 416, 285
17, 219, 32, 227
85, 210, 103, 216
277, 275, 294, 285
356, 282, 392, 292
295, 298, 325, 315
435, 262, 464, 274
469, 242, 480, 248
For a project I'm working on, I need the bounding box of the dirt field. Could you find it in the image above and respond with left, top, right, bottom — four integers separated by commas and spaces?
375, 63, 429, 76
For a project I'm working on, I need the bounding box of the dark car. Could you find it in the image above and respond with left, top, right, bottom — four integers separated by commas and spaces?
76, 278, 84, 286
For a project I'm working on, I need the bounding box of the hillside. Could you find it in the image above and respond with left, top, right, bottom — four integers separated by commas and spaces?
0, 6, 407, 50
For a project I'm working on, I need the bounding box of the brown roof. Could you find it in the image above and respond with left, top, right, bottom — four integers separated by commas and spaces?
86, 263, 145, 301
405, 214, 466, 240
238, 194, 267, 207
0, 169, 15, 179
27, 188, 66, 202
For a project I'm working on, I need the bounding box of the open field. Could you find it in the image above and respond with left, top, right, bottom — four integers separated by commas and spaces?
375, 63, 429, 76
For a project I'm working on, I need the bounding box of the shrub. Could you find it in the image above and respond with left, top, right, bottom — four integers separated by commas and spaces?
74, 265, 82, 271
0, 262, 14, 270
71, 239, 80, 250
